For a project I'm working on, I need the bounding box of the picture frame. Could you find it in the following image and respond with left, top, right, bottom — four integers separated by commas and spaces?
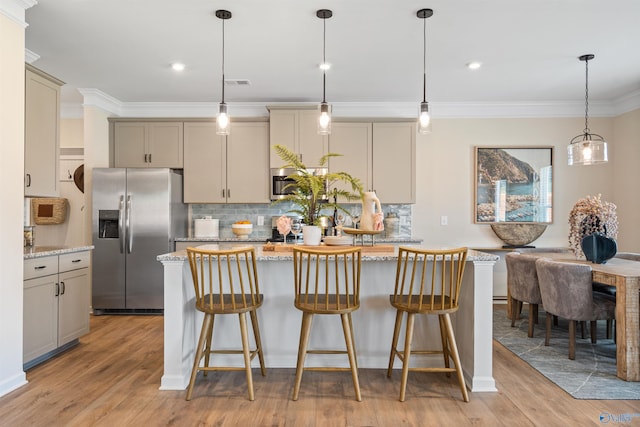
474, 146, 553, 224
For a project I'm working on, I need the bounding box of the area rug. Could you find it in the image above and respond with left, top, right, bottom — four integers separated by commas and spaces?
493, 307, 640, 400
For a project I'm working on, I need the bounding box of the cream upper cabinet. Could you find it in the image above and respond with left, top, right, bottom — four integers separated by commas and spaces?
329, 121, 416, 204
25, 65, 63, 197
328, 122, 372, 197
269, 108, 327, 167
372, 122, 416, 204
113, 121, 183, 168
226, 122, 269, 203
183, 121, 268, 203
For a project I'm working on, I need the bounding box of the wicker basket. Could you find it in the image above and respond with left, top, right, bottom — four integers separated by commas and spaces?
31, 198, 68, 225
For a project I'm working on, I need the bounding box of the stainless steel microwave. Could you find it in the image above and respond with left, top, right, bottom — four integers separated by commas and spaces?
270, 167, 328, 201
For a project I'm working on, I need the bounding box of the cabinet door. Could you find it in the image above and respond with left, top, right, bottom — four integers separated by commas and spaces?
372, 123, 416, 203
227, 122, 269, 203
58, 268, 90, 346
269, 110, 297, 167
183, 123, 226, 203
25, 69, 60, 197
114, 122, 147, 167
23, 275, 59, 363
148, 122, 184, 168
329, 123, 372, 197
297, 110, 328, 167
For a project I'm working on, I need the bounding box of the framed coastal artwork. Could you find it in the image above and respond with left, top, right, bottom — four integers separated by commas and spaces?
474, 146, 553, 224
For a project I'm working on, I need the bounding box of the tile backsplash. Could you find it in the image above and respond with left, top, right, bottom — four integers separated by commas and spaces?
190, 202, 412, 239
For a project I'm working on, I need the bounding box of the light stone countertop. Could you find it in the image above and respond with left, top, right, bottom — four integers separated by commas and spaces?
158, 244, 498, 263
23, 245, 94, 259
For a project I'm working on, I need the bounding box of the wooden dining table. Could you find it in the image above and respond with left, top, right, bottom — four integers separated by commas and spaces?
525, 252, 640, 381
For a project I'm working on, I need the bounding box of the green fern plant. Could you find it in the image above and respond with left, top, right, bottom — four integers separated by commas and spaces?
272, 144, 363, 226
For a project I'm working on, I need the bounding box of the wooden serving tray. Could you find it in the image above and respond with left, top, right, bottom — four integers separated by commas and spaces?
262, 244, 395, 253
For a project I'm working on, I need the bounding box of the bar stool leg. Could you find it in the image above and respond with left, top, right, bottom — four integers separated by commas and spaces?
443, 313, 469, 402
249, 309, 266, 376
438, 315, 451, 376
387, 310, 403, 377
238, 312, 255, 401
292, 312, 314, 401
186, 313, 213, 401
203, 314, 215, 377
347, 313, 358, 369
341, 313, 362, 401
399, 312, 415, 402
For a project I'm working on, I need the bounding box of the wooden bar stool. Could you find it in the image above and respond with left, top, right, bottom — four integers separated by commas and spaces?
387, 246, 469, 402
291, 246, 362, 401
185, 246, 266, 401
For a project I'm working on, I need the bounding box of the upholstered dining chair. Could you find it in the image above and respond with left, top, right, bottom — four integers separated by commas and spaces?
505, 252, 544, 337
535, 258, 616, 360
291, 246, 363, 401
387, 246, 469, 402
185, 246, 266, 401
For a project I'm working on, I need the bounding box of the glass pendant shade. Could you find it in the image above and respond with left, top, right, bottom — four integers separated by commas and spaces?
567, 136, 608, 166
418, 101, 431, 134
568, 54, 608, 166
216, 102, 230, 135
318, 102, 331, 135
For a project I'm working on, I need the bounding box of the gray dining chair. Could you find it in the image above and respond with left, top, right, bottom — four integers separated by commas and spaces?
535, 258, 616, 359
505, 252, 544, 337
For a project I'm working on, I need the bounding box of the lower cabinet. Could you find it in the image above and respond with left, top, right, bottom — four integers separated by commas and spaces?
23, 251, 91, 368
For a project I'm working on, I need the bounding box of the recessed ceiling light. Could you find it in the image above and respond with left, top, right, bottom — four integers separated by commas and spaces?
171, 63, 185, 71
319, 62, 331, 71
467, 61, 482, 70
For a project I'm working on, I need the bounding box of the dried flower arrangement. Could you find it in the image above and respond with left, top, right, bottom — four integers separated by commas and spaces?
568, 194, 618, 258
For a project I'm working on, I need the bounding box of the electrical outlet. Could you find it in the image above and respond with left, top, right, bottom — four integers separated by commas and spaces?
257, 215, 264, 226
400, 216, 409, 226
440, 216, 448, 226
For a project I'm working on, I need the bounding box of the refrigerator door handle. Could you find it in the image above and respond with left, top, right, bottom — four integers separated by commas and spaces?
126, 195, 133, 254
118, 195, 125, 254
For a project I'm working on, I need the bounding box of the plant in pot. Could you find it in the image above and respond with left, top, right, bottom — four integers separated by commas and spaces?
272, 144, 363, 245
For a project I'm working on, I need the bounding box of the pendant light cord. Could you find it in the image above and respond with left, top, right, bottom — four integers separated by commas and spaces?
221, 17, 225, 104
583, 58, 589, 135
322, 16, 327, 103
422, 15, 427, 103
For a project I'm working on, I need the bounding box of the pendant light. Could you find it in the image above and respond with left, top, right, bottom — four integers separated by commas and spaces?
567, 54, 608, 165
417, 8, 433, 134
215, 9, 232, 135
317, 9, 332, 135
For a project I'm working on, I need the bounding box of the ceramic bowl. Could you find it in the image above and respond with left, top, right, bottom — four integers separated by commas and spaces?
231, 223, 253, 239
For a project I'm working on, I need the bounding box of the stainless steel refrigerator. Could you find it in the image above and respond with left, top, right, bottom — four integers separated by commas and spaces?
92, 168, 187, 314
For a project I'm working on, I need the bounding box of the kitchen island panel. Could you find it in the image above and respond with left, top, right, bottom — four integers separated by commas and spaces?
158, 248, 498, 392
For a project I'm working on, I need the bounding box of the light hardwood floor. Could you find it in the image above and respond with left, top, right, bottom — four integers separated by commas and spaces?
0, 306, 637, 426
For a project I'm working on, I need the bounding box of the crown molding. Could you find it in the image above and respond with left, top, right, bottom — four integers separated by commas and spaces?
610, 89, 640, 116
77, 88, 123, 116
24, 48, 39, 64
65, 88, 640, 120
0, 0, 37, 27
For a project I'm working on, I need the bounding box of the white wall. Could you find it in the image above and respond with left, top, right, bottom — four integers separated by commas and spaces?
412, 116, 616, 249
0, 7, 28, 397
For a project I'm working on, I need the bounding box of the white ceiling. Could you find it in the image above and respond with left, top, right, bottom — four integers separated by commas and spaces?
24, 0, 640, 117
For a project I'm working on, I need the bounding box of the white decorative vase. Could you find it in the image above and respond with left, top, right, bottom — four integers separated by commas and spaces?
360, 191, 383, 231
302, 225, 322, 246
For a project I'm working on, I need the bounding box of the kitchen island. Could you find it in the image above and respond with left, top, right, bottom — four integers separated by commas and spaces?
157, 245, 498, 393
